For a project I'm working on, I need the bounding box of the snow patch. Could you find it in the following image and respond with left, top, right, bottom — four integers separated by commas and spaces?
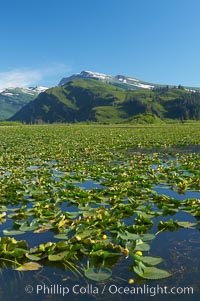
127, 77, 139, 82
131, 82, 154, 89
60, 70, 155, 90
80, 70, 110, 81
2, 92, 13, 96
28, 86, 48, 92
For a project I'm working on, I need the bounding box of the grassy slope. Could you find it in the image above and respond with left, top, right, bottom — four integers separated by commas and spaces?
9, 79, 200, 124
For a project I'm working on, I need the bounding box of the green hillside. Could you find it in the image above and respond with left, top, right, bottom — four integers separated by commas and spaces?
9, 79, 200, 124
0, 88, 38, 120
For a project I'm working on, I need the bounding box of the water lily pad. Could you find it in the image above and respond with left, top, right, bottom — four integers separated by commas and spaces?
3, 229, 25, 236
15, 262, 42, 271
84, 267, 112, 281
141, 234, 155, 241
134, 265, 172, 279
8, 248, 27, 258
26, 254, 42, 261
54, 233, 69, 240
0, 212, 6, 218
19, 221, 40, 232
139, 256, 163, 266
134, 242, 150, 252
177, 221, 196, 228
48, 251, 68, 261
117, 232, 139, 241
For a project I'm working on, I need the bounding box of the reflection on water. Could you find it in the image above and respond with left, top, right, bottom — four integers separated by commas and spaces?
149, 228, 200, 300
0, 255, 198, 301
153, 186, 200, 201
74, 180, 103, 191
0, 167, 200, 300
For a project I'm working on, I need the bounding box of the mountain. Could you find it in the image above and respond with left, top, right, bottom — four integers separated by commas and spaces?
9, 75, 200, 124
59, 70, 200, 92
59, 70, 155, 90
0, 86, 48, 120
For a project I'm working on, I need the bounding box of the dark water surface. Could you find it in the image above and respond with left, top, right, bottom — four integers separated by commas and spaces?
0, 159, 200, 301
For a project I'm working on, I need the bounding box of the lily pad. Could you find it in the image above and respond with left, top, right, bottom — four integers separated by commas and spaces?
54, 233, 69, 240
25, 254, 42, 261
134, 242, 150, 252
48, 251, 68, 261
140, 256, 163, 266
141, 234, 155, 241
15, 262, 42, 271
117, 231, 139, 241
134, 265, 172, 279
3, 229, 25, 236
177, 221, 197, 228
84, 267, 112, 281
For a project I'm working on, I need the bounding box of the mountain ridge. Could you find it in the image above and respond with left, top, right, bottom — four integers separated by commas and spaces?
0, 86, 48, 120
59, 70, 159, 90
59, 70, 200, 92
9, 75, 200, 124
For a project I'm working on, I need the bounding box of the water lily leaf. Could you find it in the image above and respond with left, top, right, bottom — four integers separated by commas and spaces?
3, 229, 25, 236
10, 248, 27, 258
141, 234, 155, 241
26, 254, 42, 261
15, 262, 42, 271
134, 266, 172, 279
56, 241, 68, 251
54, 233, 68, 240
0, 206, 8, 212
0, 212, 6, 218
19, 221, 40, 232
48, 251, 68, 261
134, 243, 150, 251
84, 267, 112, 281
139, 256, 163, 266
176, 221, 196, 228
135, 211, 154, 219
82, 211, 97, 218
66, 212, 79, 219
117, 232, 139, 241
76, 229, 93, 239
126, 241, 136, 251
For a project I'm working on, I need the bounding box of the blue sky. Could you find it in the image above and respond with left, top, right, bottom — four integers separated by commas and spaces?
0, 0, 200, 88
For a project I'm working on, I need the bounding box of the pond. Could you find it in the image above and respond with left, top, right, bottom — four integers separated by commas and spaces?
0, 172, 199, 300
0, 124, 200, 301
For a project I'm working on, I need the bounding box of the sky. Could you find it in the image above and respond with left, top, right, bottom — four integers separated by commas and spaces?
1, 0, 200, 88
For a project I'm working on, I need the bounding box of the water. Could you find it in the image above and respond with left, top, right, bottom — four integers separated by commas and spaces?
153, 185, 200, 201
0, 165, 200, 300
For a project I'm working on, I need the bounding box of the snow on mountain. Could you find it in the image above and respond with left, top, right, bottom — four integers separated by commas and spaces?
28, 86, 48, 93
80, 70, 111, 81
0, 86, 48, 96
134, 83, 154, 89
59, 70, 155, 90
0, 85, 49, 121
2, 92, 14, 96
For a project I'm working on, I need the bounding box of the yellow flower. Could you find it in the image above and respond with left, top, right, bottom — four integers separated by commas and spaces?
135, 251, 143, 256
102, 234, 107, 240
128, 278, 134, 284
